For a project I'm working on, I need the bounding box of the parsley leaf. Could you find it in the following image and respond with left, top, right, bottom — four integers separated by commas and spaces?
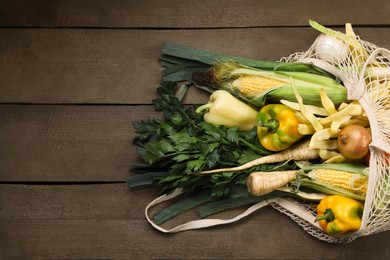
131, 81, 293, 197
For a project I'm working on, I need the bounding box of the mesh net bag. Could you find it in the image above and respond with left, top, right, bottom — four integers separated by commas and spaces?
272, 26, 390, 243
144, 24, 390, 243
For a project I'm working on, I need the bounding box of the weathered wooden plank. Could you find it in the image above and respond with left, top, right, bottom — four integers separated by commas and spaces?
0, 0, 389, 28
0, 27, 308, 104
0, 105, 158, 181
1, 184, 390, 259
1, 27, 390, 104
0, 184, 157, 219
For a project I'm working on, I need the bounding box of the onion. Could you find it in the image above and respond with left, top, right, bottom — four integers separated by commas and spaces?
337, 125, 371, 160
314, 34, 349, 63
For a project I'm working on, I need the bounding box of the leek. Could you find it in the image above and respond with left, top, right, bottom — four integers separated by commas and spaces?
161, 42, 335, 82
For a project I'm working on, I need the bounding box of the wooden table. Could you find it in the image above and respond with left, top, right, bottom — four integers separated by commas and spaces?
2, 1, 390, 259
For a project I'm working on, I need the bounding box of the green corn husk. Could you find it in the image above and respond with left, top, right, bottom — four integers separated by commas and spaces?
212, 61, 348, 108
297, 161, 369, 175
293, 162, 369, 201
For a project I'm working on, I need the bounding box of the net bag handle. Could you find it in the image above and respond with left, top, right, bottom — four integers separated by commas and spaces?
145, 189, 273, 233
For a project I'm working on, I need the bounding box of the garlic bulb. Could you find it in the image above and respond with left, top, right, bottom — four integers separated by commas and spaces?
314, 34, 349, 64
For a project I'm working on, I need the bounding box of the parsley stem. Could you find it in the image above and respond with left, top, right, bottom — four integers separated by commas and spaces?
239, 137, 271, 155
164, 151, 199, 157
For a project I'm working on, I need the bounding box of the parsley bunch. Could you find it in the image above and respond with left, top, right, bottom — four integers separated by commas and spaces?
131, 81, 296, 197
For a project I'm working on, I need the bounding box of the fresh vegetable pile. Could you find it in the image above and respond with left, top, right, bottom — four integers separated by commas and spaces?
128, 20, 390, 243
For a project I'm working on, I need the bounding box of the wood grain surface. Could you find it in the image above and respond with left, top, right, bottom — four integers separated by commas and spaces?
1, 1, 390, 259
1, 27, 390, 104
1, 0, 389, 28
1, 184, 390, 259
0, 105, 157, 181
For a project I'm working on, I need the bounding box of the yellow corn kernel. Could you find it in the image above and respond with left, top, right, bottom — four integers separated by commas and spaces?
308, 169, 368, 195
232, 75, 285, 95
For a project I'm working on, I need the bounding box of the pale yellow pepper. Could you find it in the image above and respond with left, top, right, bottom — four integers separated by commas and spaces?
196, 90, 258, 131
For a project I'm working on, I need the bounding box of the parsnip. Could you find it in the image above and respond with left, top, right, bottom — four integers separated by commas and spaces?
196, 140, 319, 175
246, 170, 297, 196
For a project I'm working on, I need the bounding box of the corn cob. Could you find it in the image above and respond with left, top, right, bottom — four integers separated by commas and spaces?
211, 61, 348, 108
308, 168, 368, 196
232, 75, 286, 95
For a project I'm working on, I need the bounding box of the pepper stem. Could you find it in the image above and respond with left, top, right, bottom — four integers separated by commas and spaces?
257, 119, 279, 133
196, 103, 213, 114
315, 208, 335, 223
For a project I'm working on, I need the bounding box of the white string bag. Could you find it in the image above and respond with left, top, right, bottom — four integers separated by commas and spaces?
145, 30, 390, 243
276, 29, 390, 242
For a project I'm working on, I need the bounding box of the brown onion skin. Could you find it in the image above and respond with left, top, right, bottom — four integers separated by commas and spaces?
337, 125, 372, 160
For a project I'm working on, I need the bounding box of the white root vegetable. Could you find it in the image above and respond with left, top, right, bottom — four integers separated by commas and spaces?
246, 170, 297, 196
197, 140, 319, 175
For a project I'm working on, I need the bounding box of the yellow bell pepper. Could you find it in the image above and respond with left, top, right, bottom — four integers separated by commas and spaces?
256, 104, 303, 151
315, 195, 363, 235
195, 90, 258, 131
